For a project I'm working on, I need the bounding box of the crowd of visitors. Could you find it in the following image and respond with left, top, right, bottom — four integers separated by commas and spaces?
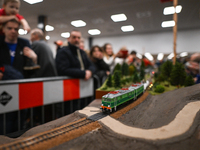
0, 0, 199, 86
0, 17, 199, 85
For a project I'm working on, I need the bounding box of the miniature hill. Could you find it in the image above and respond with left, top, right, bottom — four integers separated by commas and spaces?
118, 83, 200, 129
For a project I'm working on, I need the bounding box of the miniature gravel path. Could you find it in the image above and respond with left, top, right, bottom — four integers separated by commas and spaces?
79, 101, 200, 141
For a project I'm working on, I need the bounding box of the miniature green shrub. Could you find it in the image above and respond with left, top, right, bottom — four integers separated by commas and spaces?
184, 75, 195, 87
154, 85, 165, 93
121, 79, 126, 85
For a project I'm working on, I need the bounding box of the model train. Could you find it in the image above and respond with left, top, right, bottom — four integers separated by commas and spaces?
101, 81, 149, 112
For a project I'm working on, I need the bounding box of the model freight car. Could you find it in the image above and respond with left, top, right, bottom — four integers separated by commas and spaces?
101, 81, 149, 112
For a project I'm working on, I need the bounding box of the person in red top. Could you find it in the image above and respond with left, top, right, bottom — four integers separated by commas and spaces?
0, 0, 30, 35
142, 55, 153, 67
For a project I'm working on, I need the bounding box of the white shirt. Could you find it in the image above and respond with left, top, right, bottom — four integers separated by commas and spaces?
103, 56, 124, 73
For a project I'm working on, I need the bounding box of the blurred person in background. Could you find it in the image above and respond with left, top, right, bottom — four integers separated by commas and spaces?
79, 38, 89, 56
30, 28, 57, 77
89, 45, 110, 84
54, 40, 63, 52
0, 19, 39, 80
0, 0, 31, 35
102, 43, 123, 73
126, 50, 137, 65
185, 53, 200, 84
56, 30, 95, 80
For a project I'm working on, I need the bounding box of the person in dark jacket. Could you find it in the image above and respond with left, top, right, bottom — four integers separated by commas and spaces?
55, 30, 95, 80
89, 45, 110, 84
30, 28, 57, 77
0, 19, 39, 80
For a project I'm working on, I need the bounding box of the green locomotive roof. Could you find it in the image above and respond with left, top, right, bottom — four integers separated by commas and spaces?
102, 83, 144, 99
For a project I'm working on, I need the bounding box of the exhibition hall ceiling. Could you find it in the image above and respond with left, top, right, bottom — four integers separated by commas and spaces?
2, 0, 200, 41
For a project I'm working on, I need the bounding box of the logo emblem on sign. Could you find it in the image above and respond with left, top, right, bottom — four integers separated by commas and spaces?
0, 91, 12, 106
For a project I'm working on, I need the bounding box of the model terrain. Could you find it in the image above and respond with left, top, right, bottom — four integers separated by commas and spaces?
0, 61, 199, 150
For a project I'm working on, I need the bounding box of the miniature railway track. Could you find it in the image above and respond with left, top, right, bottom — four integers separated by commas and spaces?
87, 112, 108, 121
0, 119, 94, 150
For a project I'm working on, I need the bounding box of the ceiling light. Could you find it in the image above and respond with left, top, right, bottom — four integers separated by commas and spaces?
71, 20, 86, 27
23, 0, 43, 4
18, 29, 27, 35
167, 53, 174, 59
61, 32, 70, 38
121, 25, 134, 32
45, 25, 54, 31
45, 35, 50, 40
111, 14, 127, 22
161, 20, 175, 28
163, 5, 182, 15
145, 52, 154, 61
157, 53, 164, 60
136, 53, 142, 59
88, 29, 101, 35
180, 52, 188, 57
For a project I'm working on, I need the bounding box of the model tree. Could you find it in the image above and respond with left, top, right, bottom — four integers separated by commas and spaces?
170, 62, 186, 88
113, 63, 121, 72
121, 62, 129, 76
106, 74, 112, 87
114, 70, 121, 88
161, 61, 173, 82
184, 75, 195, 86
140, 68, 145, 80
140, 60, 145, 69
133, 71, 140, 83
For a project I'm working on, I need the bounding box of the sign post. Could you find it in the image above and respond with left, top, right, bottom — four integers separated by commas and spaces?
173, 0, 178, 65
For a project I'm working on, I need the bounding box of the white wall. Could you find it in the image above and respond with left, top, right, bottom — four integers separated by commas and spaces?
92, 29, 200, 55
21, 28, 200, 58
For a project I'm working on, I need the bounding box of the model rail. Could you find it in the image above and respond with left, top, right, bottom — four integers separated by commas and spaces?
87, 112, 108, 121
0, 119, 93, 150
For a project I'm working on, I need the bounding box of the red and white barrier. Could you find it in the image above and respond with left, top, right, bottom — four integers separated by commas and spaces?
0, 78, 93, 114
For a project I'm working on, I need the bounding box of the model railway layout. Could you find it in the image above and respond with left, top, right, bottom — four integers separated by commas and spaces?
0, 81, 150, 150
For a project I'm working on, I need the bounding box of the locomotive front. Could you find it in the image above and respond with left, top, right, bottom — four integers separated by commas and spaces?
101, 91, 119, 112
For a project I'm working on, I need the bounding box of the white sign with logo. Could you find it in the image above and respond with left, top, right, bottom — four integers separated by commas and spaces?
0, 84, 19, 114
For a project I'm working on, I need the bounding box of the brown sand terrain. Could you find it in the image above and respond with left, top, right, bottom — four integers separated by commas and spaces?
0, 84, 200, 150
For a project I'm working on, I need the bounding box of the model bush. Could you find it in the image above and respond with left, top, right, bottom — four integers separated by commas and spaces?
129, 65, 135, 76
184, 75, 195, 86
121, 79, 126, 85
154, 85, 165, 93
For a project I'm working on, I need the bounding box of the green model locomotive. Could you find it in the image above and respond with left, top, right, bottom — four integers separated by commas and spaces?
101, 81, 149, 112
